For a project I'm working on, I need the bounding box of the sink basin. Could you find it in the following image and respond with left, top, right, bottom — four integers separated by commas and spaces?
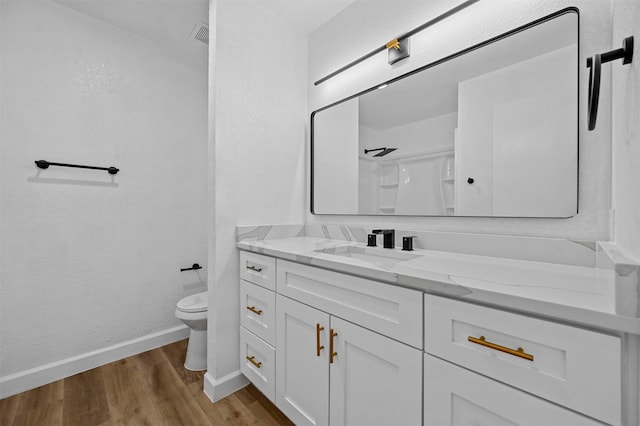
315, 245, 420, 268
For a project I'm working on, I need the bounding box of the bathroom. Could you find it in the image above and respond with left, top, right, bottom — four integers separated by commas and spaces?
1, 0, 639, 425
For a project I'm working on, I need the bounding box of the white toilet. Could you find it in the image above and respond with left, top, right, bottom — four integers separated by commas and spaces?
175, 291, 208, 371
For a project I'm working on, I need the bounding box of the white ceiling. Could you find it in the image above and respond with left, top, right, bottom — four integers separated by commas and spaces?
53, 0, 210, 67
52, 0, 353, 68
254, 0, 354, 34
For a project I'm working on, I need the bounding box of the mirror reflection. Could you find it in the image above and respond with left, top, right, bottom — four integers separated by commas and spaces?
312, 10, 578, 217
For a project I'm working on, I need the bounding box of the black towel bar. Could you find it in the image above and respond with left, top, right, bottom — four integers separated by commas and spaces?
35, 160, 119, 175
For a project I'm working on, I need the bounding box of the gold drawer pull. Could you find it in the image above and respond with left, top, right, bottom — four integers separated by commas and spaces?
468, 335, 534, 361
329, 329, 338, 364
246, 355, 262, 368
246, 306, 262, 315
316, 323, 325, 356
246, 265, 263, 273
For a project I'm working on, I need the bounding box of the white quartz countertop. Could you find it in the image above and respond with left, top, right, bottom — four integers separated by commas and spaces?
237, 236, 640, 334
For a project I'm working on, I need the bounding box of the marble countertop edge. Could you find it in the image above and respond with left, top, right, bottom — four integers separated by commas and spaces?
237, 237, 640, 335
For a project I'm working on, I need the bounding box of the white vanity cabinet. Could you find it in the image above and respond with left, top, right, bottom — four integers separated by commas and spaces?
274, 259, 423, 425
239, 252, 277, 402
239, 251, 423, 426
276, 259, 423, 348
239, 249, 625, 426
276, 294, 330, 426
424, 354, 603, 426
424, 293, 622, 426
329, 315, 422, 426
240, 251, 276, 290
276, 294, 422, 426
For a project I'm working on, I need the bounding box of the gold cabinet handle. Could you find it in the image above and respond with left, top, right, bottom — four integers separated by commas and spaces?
246, 355, 262, 368
316, 323, 325, 356
468, 335, 534, 361
246, 306, 262, 315
246, 265, 263, 273
329, 329, 338, 364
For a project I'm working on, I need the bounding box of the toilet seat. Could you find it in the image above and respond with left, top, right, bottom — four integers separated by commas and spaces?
177, 291, 208, 313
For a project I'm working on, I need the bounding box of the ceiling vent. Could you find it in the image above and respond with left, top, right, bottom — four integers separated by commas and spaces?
191, 22, 209, 45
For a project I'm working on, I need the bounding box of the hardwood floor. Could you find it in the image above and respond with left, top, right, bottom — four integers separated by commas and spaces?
0, 340, 294, 425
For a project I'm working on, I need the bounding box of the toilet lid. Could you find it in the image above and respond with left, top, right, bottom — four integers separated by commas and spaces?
177, 291, 208, 313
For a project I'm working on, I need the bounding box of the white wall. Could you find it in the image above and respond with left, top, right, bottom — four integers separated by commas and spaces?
207, 0, 306, 395
612, 0, 640, 261
0, 0, 207, 387
308, 0, 613, 240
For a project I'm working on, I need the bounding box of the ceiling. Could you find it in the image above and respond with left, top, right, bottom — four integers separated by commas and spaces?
253, 0, 354, 34
52, 0, 353, 68
53, 0, 210, 67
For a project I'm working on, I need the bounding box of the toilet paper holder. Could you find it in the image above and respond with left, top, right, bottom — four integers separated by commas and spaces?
180, 263, 202, 272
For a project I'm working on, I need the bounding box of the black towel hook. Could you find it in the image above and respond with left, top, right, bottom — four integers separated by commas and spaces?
587, 36, 634, 131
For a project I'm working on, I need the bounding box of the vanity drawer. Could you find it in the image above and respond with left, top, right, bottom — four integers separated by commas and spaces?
240, 251, 276, 290
424, 294, 621, 425
424, 354, 602, 426
240, 280, 276, 346
277, 259, 422, 348
240, 326, 275, 403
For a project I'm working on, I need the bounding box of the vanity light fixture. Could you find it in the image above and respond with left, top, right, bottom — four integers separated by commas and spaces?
387, 38, 410, 65
313, 0, 480, 86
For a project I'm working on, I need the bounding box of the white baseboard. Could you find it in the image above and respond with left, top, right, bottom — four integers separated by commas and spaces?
203, 370, 249, 402
0, 325, 189, 399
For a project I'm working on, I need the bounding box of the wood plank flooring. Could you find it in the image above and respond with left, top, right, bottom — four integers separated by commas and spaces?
0, 340, 294, 425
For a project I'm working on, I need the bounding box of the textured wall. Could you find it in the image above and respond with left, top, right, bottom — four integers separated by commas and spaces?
208, 0, 306, 381
308, 0, 614, 241
0, 1, 208, 377
612, 0, 640, 261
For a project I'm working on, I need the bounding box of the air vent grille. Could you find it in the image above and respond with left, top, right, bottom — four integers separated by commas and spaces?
191, 22, 209, 45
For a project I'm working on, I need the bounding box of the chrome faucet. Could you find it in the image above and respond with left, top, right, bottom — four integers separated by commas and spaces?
371, 229, 395, 249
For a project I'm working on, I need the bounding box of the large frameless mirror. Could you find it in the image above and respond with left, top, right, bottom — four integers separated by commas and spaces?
311, 8, 578, 217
